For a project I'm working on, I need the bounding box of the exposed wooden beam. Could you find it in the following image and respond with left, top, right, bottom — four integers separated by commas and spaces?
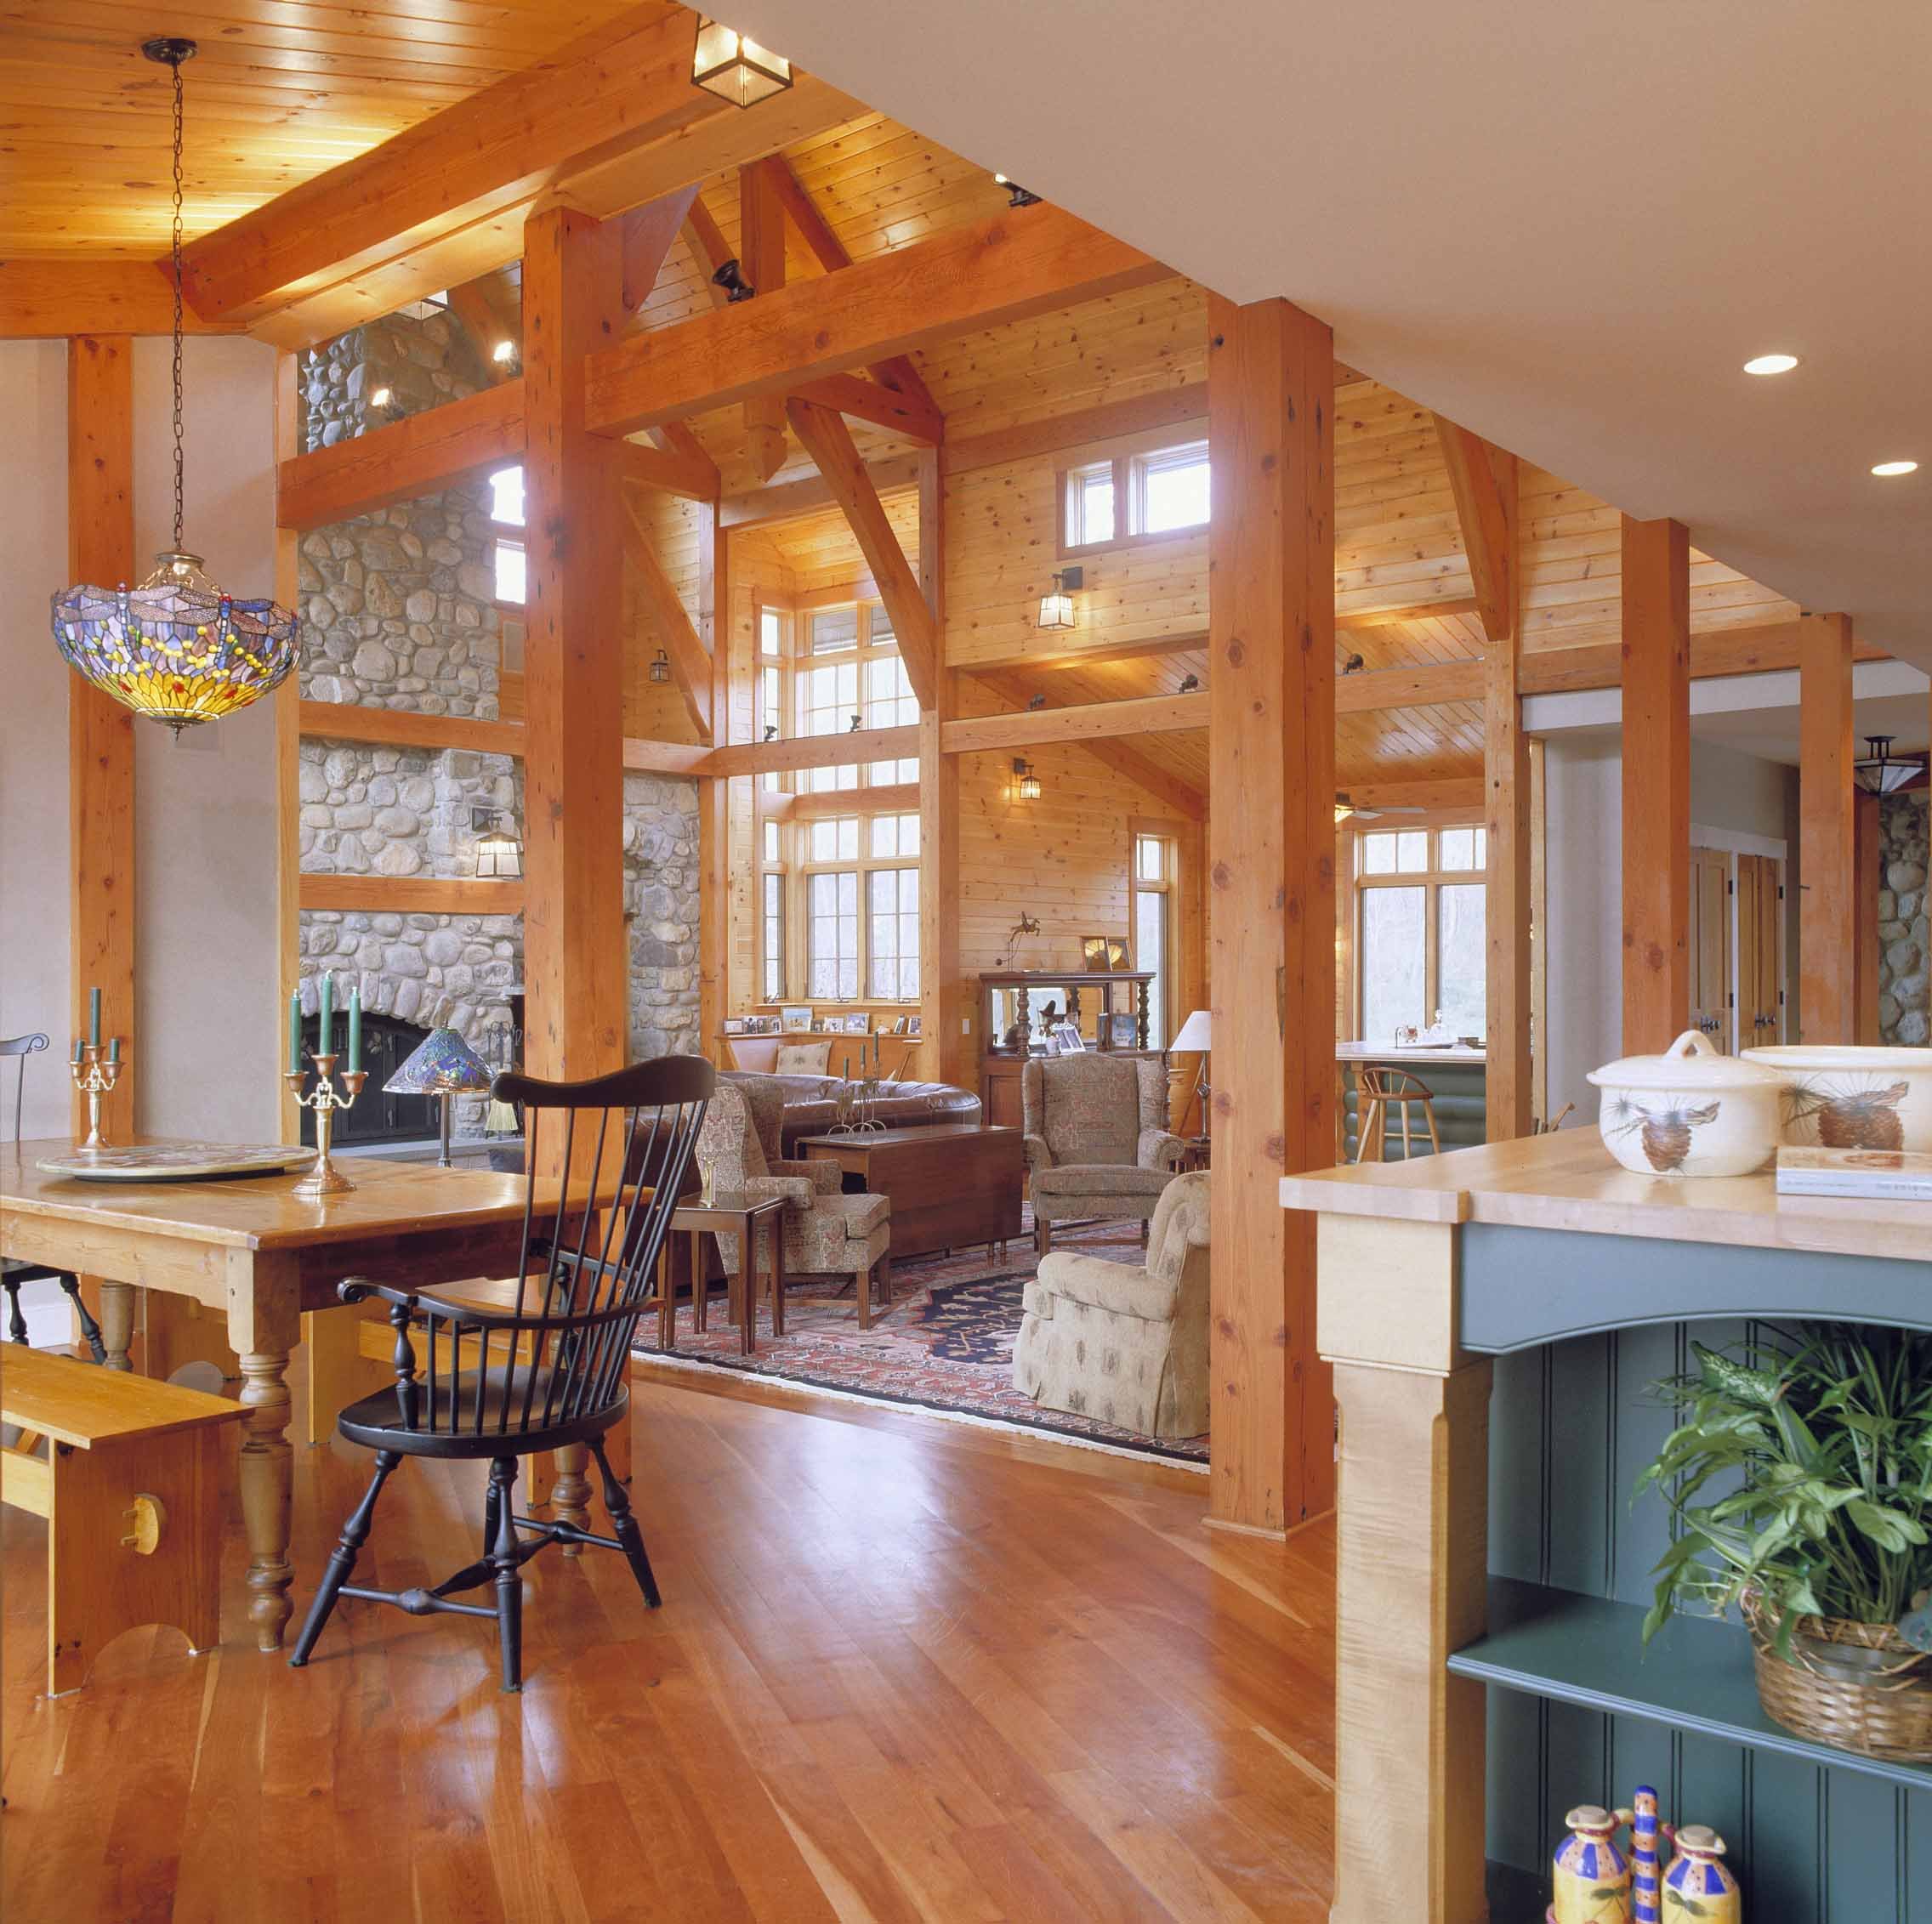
962, 633, 1208, 675
1336, 661, 1482, 712
586, 205, 1163, 437
622, 492, 713, 738
298, 877, 525, 915
791, 373, 943, 446
1518, 620, 1885, 694
755, 153, 942, 428
1799, 610, 1857, 1042
276, 381, 525, 531
705, 725, 918, 778
739, 162, 787, 483
1207, 293, 1337, 1532
1336, 596, 1481, 633
298, 701, 524, 759
941, 690, 1208, 754
1434, 417, 1519, 645
617, 435, 719, 502
622, 186, 700, 313
179, 9, 829, 323
721, 456, 922, 530
67, 336, 137, 1140
3, 262, 243, 340
786, 397, 939, 707
1344, 777, 1485, 811
682, 200, 735, 308
622, 739, 713, 775
759, 781, 922, 822
520, 201, 629, 1094
948, 383, 1207, 474
1621, 515, 1692, 1055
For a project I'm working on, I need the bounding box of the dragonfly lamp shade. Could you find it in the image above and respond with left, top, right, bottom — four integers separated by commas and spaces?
384, 1027, 497, 1167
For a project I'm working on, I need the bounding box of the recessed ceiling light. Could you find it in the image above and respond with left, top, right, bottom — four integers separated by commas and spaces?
1872, 459, 1919, 478
1742, 352, 1800, 376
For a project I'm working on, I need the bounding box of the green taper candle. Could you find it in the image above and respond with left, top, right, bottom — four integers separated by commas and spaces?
347, 987, 361, 1075
318, 973, 333, 1058
89, 985, 101, 1047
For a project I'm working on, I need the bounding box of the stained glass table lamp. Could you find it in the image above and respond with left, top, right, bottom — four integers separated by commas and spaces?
384, 1027, 497, 1168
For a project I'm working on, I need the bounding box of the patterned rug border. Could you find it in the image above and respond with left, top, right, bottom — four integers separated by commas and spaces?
630, 1339, 1211, 1470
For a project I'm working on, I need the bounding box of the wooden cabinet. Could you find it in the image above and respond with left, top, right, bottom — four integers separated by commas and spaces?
976, 969, 1158, 1127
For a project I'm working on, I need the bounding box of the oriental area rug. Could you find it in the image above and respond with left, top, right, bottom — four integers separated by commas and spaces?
633, 1212, 1209, 1467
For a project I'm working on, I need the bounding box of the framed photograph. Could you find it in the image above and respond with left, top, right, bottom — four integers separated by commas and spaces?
1105, 937, 1131, 972
891, 1016, 908, 1035
1052, 1020, 1085, 1053
781, 1006, 812, 1031
906, 1015, 922, 1037
1107, 1012, 1138, 1048
844, 1013, 872, 1034
724, 1018, 745, 1036
1080, 934, 1109, 971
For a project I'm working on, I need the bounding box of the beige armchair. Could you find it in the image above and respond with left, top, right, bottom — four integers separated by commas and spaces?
1021, 1053, 1187, 1252
693, 1080, 895, 1325
1011, 1170, 1210, 1439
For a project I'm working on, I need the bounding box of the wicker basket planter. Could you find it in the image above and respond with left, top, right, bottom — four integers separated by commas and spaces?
1745, 1592, 1932, 1763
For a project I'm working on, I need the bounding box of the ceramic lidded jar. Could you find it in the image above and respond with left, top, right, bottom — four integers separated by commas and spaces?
1662, 1825, 1740, 1923
1739, 1043, 1932, 1154
1551, 1804, 1634, 1924
1587, 1030, 1783, 1178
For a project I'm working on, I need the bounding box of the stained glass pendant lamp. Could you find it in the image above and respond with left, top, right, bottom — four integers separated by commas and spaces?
49, 37, 299, 734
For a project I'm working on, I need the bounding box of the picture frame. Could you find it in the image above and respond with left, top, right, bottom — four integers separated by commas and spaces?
781, 1006, 812, 1031
844, 1013, 872, 1034
1051, 1020, 1085, 1053
1080, 934, 1109, 970
724, 1018, 745, 1036
1107, 1012, 1138, 1048
891, 1015, 908, 1035
906, 1015, 922, 1037
1105, 937, 1131, 972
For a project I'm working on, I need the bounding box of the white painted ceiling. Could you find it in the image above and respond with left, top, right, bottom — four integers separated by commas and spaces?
735, 0, 1931, 664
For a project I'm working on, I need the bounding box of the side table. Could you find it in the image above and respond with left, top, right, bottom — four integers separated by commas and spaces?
665, 1191, 789, 1355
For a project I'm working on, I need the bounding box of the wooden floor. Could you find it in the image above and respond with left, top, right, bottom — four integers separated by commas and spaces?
2, 1375, 1337, 1922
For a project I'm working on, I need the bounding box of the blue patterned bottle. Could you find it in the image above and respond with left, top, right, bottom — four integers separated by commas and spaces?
1629, 1785, 1663, 1922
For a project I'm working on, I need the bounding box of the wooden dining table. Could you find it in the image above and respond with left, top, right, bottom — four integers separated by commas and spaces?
0, 1139, 573, 1654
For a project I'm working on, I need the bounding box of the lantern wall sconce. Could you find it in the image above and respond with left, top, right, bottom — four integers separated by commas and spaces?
1853, 734, 1925, 795
690, 19, 793, 107
1012, 758, 1043, 803
711, 258, 756, 303
471, 807, 524, 881
1037, 565, 1082, 631
649, 647, 673, 684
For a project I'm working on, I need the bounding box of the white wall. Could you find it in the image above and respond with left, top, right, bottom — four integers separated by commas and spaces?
0, 343, 74, 1141
0, 336, 281, 1148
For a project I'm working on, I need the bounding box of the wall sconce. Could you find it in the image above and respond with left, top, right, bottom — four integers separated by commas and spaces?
763, 723, 779, 742
1853, 734, 1923, 795
1026, 694, 1048, 711
849, 713, 864, 732
993, 173, 1043, 207
711, 258, 757, 303
491, 338, 517, 368
1037, 565, 1082, 631
1178, 673, 1200, 693
367, 386, 394, 411
649, 647, 672, 684
690, 19, 793, 107
1012, 758, 1042, 802
1342, 652, 1366, 675
471, 805, 523, 880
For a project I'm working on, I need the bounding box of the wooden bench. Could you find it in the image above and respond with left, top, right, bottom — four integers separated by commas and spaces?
0, 1347, 244, 1695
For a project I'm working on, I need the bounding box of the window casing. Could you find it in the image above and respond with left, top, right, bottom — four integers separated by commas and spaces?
1059, 438, 1210, 558
1350, 822, 1487, 1043
1130, 831, 1175, 1048
784, 810, 923, 1006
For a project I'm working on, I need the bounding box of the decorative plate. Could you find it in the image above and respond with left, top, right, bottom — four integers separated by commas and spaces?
36, 1143, 314, 1183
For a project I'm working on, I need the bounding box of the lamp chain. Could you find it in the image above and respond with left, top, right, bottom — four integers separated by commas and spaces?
168, 52, 185, 553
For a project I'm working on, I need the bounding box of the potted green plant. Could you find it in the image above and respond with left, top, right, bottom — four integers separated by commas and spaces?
1634, 1322, 1932, 1762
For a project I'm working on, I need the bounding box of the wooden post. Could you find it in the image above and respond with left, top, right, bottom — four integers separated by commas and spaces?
1206, 294, 1337, 1533
739, 163, 786, 483
273, 352, 304, 1142
520, 201, 628, 1095
1620, 515, 1690, 1054
697, 501, 730, 1063
915, 447, 961, 1086
1798, 610, 1856, 1042
1855, 790, 1882, 1042
66, 336, 136, 1139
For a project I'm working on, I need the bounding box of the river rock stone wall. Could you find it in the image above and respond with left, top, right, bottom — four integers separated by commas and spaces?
624, 773, 702, 1061
298, 740, 519, 879
303, 306, 484, 451
1878, 792, 1929, 1046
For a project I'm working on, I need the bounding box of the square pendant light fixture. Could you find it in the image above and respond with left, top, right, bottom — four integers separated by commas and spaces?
1037, 565, 1082, 631
1853, 735, 1924, 795
691, 20, 793, 107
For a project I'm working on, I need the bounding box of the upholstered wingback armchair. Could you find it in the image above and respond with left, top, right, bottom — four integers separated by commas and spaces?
693, 1080, 894, 1325
1020, 1052, 1188, 1252
1011, 1170, 1210, 1439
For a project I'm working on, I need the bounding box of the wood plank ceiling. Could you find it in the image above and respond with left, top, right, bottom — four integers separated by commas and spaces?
0, 0, 668, 255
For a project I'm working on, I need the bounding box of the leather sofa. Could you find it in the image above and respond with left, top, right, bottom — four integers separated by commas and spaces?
719, 1070, 980, 1155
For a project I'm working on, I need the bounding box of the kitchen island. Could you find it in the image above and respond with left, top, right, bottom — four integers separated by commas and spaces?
1281, 1129, 1932, 1923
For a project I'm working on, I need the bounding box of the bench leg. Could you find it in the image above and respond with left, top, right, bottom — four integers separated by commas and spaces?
47, 1426, 230, 1696
96, 1280, 136, 1371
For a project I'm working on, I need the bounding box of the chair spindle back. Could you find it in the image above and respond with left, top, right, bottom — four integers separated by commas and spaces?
1, 1033, 52, 1149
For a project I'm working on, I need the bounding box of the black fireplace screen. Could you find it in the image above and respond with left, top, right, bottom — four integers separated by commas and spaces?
298, 1012, 434, 1148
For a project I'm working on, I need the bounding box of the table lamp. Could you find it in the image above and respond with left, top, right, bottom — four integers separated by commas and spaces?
1169, 1008, 1213, 1137
384, 1027, 497, 1168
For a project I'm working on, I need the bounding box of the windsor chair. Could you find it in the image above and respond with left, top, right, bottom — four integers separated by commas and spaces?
289, 1054, 713, 1691
2, 1033, 107, 1362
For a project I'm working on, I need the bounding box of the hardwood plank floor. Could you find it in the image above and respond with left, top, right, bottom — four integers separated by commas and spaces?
2, 1376, 1335, 1922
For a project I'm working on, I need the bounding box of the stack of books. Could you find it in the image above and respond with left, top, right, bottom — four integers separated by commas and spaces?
1775, 1145, 1932, 1201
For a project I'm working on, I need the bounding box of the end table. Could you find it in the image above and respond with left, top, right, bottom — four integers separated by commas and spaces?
665, 1190, 789, 1355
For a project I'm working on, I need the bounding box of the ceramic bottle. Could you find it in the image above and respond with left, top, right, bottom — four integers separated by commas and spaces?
1629, 1785, 1664, 1922
1662, 1825, 1741, 1922
1552, 1804, 1634, 1924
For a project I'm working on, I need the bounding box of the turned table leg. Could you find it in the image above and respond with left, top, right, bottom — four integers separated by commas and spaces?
96, 1279, 136, 1371
237, 1348, 296, 1651
552, 1445, 591, 1558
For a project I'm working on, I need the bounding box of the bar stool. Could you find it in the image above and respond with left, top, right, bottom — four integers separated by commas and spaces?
1355, 1065, 1441, 1162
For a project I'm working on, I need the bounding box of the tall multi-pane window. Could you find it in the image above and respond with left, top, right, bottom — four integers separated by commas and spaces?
488, 465, 526, 604
1352, 824, 1487, 1042
762, 873, 785, 1002
1130, 831, 1174, 1047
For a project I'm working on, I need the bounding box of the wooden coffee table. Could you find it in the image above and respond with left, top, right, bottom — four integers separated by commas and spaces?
798, 1125, 1023, 1262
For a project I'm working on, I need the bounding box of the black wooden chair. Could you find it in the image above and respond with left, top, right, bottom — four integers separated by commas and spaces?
289, 1055, 714, 1691
2, 1032, 107, 1362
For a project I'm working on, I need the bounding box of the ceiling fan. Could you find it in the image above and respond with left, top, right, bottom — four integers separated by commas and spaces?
1333, 792, 1426, 823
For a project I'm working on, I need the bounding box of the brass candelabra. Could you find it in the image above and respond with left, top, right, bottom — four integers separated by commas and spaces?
283, 1052, 367, 1199
70, 1043, 124, 1151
